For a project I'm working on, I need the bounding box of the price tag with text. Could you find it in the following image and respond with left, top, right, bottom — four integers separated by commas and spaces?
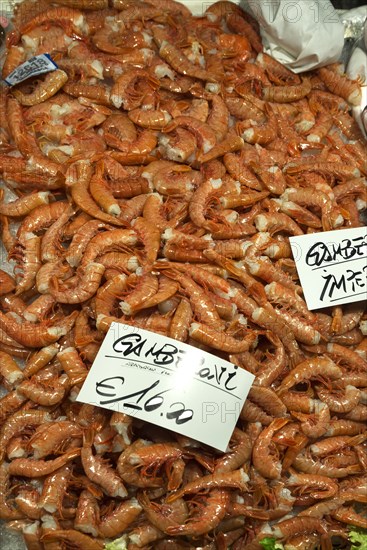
77, 322, 255, 452
290, 227, 367, 310
4, 54, 58, 86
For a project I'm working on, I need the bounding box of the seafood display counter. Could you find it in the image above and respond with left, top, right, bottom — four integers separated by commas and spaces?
0, 1, 366, 549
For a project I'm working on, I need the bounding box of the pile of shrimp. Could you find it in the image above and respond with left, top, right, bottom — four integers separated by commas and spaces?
0, 0, 366, 548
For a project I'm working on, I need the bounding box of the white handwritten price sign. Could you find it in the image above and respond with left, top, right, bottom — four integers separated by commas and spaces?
290, 227, 367, 310
77, 322, 255, 451
4, 54, 58, 86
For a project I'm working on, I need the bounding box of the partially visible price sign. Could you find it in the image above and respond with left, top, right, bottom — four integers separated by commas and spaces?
77, 322, 255, 452
4, 54, 58, 86
290, 226, 367, 310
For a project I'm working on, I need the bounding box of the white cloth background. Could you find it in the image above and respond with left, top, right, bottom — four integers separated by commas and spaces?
244, 0, 345, 72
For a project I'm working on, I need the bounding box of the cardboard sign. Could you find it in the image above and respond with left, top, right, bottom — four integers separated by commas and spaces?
77, 322, 255, 452
4, 54, 58, 86
290, 227, 367, 310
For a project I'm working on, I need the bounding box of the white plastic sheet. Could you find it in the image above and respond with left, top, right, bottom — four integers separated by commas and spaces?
347, 19, 367, 136
244, 0, 345, 72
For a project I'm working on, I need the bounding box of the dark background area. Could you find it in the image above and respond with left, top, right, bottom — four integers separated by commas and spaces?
331, 0, 366, 8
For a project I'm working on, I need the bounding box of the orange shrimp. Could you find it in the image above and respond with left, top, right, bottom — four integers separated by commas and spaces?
41, 204, 75, 263
257, 52, 300, 85
98, 498, 142, 538
0, 191, 50, 217
318, 66, 362, 106
204, 249, 267, 306
119, 273, 159, 315
128, 107, 172, 130
252, 418, 289, 479
19, 6, 88, 36
144, 0, 191, 16
22, 344, 59, 378
166, 489, 230, 537
262, 77, 311, 103
117, 439, 167, 488
0, 269, 16, 295
0, 351, 24, 389
2, 45, 26, 79
63, 81, 112, 105
111, 69, 159, 111
13, 70, 69, 106
0, 463, 24, 520
57, 346, 88, 385
39, 464, 73, 514
218, 33, 251, 61
237, 112, 277, 145
164, 115, 217, 156
41, 529, 104, 550
81, 428, 127, 498
29, 420, 82, 459
189, 322, 257, 353
8, 448, 80, 477
316, 384, 361, 414
49, 262, 105, 304
89, 160, 121, 217
0, 309, 78, 348
277, 356, 342, 394
132, 216, 161, 266
159, 40, 216, 83
67, 161, 124, 226
272, 516, 327, 539
167, 468, 249, 502
286, 471, 338, 500
18, 376, 68, 406
138, 492, 188, 534
225, 10, 263, 54
46, 0, 108, 9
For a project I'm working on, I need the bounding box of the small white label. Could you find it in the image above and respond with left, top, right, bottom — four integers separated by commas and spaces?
77, 322, 255, 452
290, 227, 367, 310
4, 54, 58, 86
